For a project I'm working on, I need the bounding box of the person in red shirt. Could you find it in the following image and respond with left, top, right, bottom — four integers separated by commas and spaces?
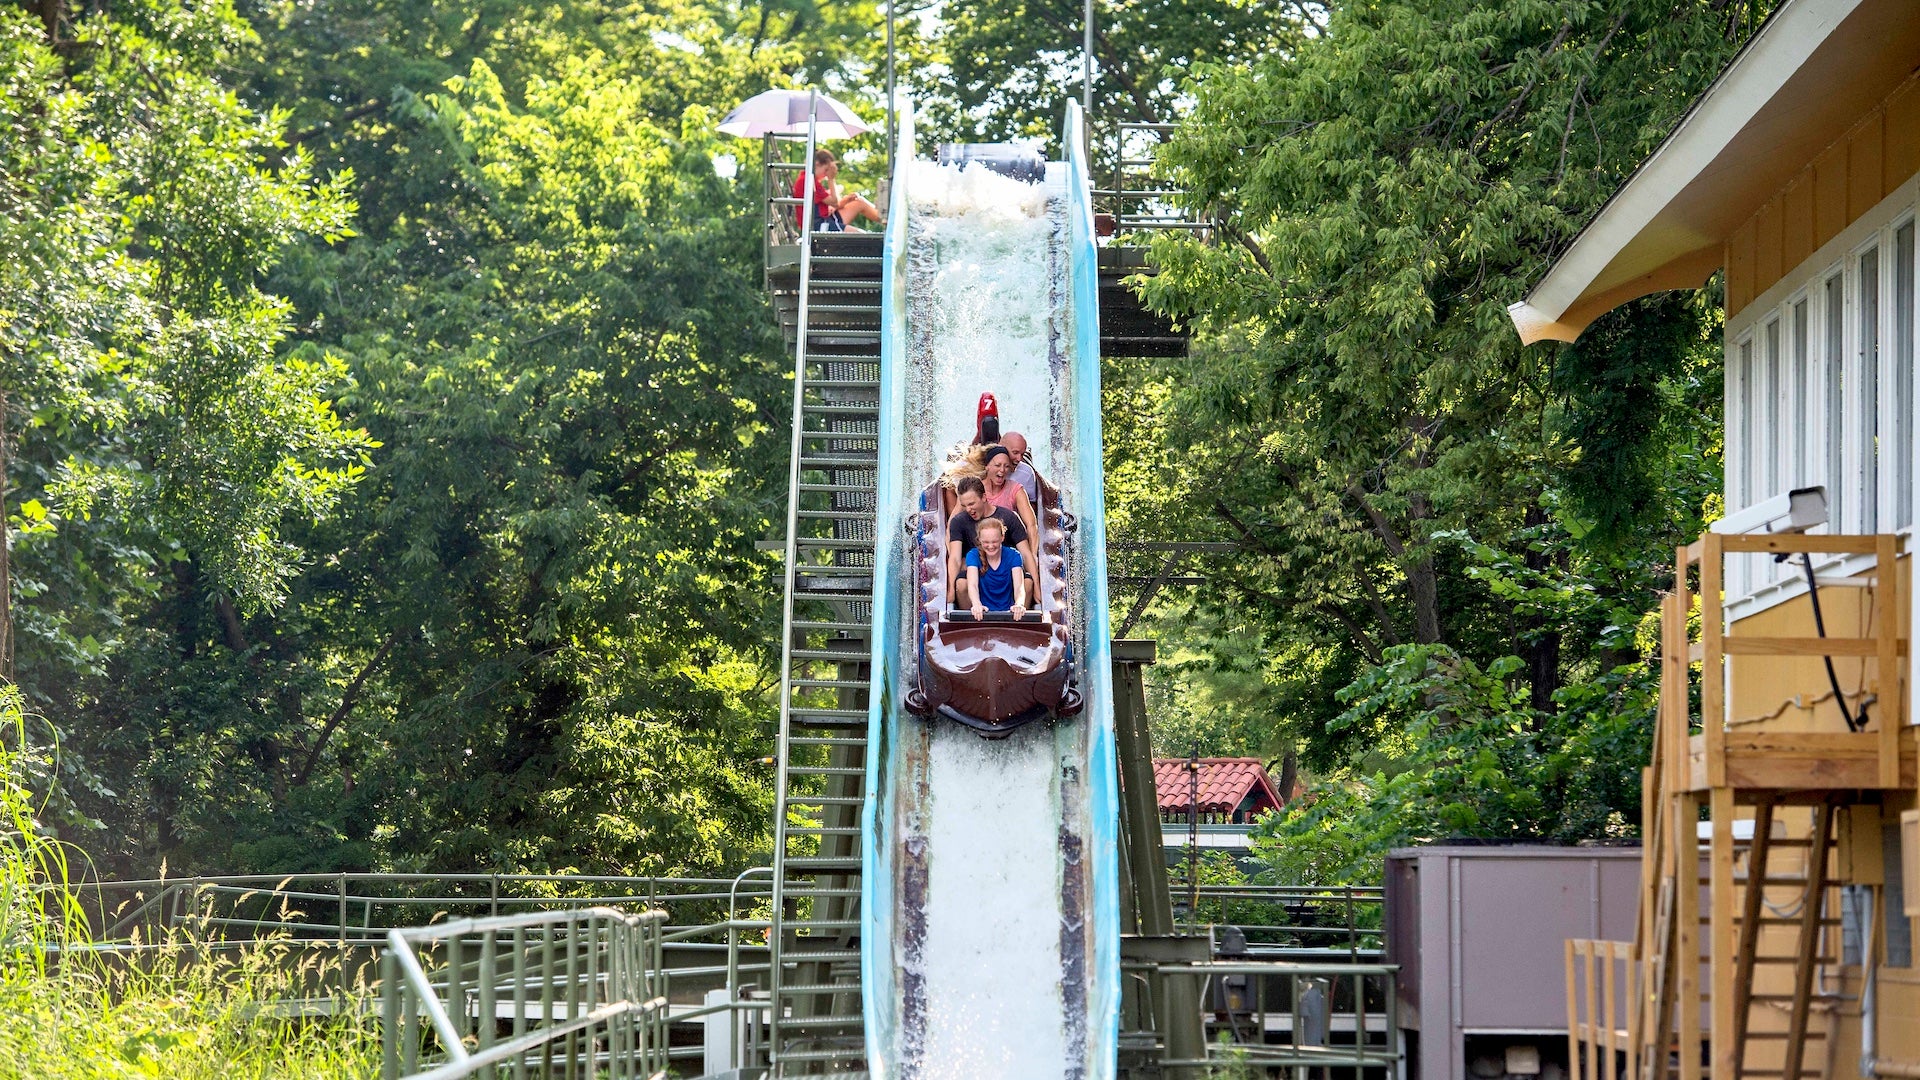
793, 149, 883, 232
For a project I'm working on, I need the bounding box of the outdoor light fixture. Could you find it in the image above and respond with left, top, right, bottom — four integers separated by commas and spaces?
712, 153, 738, 180
1710, 485, 1828, 536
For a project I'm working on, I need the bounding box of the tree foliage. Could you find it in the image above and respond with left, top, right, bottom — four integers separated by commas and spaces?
1122, 0, 1760, 877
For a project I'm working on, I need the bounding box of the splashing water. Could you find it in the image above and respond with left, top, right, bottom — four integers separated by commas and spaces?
881, 159, 1096, 1080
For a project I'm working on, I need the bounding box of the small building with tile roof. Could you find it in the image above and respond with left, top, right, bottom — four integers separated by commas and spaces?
1152, 757, 1285, 825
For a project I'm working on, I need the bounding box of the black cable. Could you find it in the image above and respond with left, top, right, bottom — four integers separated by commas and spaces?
1799, 552, 1867, 732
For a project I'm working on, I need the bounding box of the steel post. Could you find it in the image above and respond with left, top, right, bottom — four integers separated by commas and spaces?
1111, 638, 1204, 1078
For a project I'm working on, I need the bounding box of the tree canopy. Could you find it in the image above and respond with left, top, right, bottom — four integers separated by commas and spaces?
1, 0, 1755, 887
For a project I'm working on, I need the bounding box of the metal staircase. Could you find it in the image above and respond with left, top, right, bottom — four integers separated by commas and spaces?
767, 175, 884, 1074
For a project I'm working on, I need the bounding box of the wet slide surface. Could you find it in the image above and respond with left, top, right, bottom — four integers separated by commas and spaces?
863, 105, 1119, 1080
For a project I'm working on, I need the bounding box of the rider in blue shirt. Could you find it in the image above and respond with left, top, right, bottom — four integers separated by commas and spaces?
964, 517, 1027, 619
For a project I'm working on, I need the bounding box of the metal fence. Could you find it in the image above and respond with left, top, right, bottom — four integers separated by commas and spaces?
380, 906, 670, 1080
1090, 120, 1211, 236
58, 872, 1394, 1076
1180, 883, 1387, 959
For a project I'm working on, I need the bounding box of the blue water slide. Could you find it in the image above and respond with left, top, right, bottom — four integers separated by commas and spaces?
861, 98, 1120, 1080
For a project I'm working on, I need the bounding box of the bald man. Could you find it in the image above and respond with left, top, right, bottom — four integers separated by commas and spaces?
1003, 431, 1040, 504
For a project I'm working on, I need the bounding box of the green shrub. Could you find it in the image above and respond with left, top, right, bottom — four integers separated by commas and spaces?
0, 688, 379, 1078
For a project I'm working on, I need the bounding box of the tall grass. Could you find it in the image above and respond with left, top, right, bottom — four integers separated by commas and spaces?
0, 688, 380, 1078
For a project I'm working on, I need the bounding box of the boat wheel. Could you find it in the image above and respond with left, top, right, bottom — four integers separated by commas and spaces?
1057, 687, 1084, 716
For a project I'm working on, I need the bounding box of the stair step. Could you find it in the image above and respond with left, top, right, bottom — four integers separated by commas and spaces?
796, 510, 874, 521
772, 1046, 867, 1067
790, 593, 873, 606
800, 456, 880, 468
792, 565, 872, 577
792, 645, 869, 658
806, 353, 883, 363
788, 679, 871, 691
802, 403, 880, 415
1744, 1030, 1828, 1039
785, 857, 862, 874
807, 330, 881, 342
781, 982, 863, 996
782, 947, 861, 962
787, 826, 863, 836
787, 795, 866, 806
790, 710, 869, 728
795, 537, 875, 550
780, 1015, 864, 1031
784, 764, 867, 776
789, 734, 867, 747
791, 620, 871, 632
784, 919, 860, 931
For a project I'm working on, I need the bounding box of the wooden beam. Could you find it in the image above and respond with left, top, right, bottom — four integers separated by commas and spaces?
1782, 801, 1834, 1079
1604, 939, 1620, 1080
1675, 793, 1703, 1080
1718, 637, 1893, 657
1709, 787, 1736, 1078
1568, 938, 1582, 1080
1684, 731, 1918, 791
1703, 533, 1726, 788
1876, 534, 1900, 788
1718, 534, 1886, 555
1730, 796, 1776, 1078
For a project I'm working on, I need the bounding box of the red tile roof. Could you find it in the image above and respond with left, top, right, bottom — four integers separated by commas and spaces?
1152, 757, 1284, 820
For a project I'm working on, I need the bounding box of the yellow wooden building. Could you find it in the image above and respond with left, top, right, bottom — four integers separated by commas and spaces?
1510, 1, 1920, 1076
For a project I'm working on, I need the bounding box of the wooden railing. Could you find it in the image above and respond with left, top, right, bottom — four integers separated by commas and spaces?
1566, 938, 1637, 1080
1628, 529, 1911, 1080
1664, 531, 1907, 795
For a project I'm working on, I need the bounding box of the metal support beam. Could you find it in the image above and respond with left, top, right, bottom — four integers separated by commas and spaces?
1111, 638, 1204, 1079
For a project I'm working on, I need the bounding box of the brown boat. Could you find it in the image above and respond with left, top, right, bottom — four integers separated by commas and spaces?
902, 469, 1082, 739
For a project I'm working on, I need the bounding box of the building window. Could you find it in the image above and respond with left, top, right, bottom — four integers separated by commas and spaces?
1858, 246, 1879, 533
1894, 221, 1914, 529
1886, 823, 1913, 968
1792, 298, 1810, 489
1825, 272, 1846, 532
1737, 337, 1754, 508
1765, 317, 1782, 500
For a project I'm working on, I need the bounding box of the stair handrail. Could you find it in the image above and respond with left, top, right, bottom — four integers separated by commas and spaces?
767, 91, 824, 1070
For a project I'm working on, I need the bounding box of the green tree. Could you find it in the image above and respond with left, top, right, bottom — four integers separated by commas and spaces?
0, 2, 373, 841
1122, 0, 1757, 871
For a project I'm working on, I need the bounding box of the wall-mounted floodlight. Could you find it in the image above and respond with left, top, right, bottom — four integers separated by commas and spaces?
1710, 486, 1828, 536
712, 153, 739, 181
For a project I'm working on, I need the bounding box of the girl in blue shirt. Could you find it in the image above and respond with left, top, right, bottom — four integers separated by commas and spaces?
964, 517, 1027, 619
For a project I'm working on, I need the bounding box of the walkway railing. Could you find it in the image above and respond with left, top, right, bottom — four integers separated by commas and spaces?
380, 907, 669, 1080
1128, 958, 1402, 1075
1566, 938, 1636, 1080
1090, 120, 1210, 236
1179, 883, 1386, 958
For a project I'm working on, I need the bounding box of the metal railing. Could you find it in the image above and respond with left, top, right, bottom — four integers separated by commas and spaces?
69, 872, 770, 945
380, 906, 670, 1080
1090, 120, 1211, 237
1127, 957, 1402, 1075
1177, 883, 1386, 958
60, 872, 1394, 1075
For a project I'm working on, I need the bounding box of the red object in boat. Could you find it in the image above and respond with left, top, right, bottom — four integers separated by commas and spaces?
975, 392, 999, 444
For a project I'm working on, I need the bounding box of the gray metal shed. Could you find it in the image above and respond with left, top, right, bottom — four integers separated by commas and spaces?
1385, 843, 1642, 1080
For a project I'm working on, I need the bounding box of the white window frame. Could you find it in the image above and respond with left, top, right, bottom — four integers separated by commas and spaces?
1724, 174, 1920, 621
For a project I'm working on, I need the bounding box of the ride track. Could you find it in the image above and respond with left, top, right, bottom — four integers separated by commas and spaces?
860, 100, 1122, 1080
